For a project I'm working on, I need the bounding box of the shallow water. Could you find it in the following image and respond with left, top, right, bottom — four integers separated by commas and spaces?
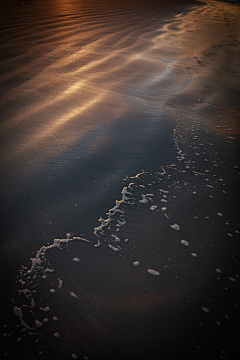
1, 0, 240, 359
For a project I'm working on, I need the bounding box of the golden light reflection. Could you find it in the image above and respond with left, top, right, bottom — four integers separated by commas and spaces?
3, 92, 106, 163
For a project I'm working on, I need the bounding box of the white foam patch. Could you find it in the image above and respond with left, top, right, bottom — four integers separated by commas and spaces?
133, 261, 140, 266
111, 234, 120, 242
70, 292, 79, 299
147, 269, 160, 276
150, 205, 158, 211
139, 194, 153, 204
40, 306, 50, 312
170, 223, 180, 231
108, 244, 120, 252
180, 240, 189, 247
58, 279, 63, 289
27, 235, 90, 274
201, 306, 210, 314
159, 189, 169, 193
35, 319, 43, 328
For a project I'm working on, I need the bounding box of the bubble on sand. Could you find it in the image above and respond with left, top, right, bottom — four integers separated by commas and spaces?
139, 194, 153, 204
161, 207, 167, 212
72, 258, 80, 262
50, 289, 55, 294
111, 235, 120, 242
201, 306, 210, 314
70, 292, 79, 299
108, 244, 120, 251
191, 253, 198, 257
150, 205, 158, 211
35, 320, 43, 328
227, 233, 233, 237
217, 212, 223, 217
216, 268, 222, 274
228, 277, 236, 282
40, 306, 50, 312
170, 223, 180, 231
58, 279, 63, 289
180, 240, 189, 246
147, 269, 160, 276
133, 261, 140, 266
53, 316, 58, 321
71, 355, 78, 360
159, 189, 169, 194
53, 332, 59, 338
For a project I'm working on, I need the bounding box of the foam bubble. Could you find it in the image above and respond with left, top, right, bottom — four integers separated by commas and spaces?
201, 306, 210, 314
170, 223, 180, 231
72, 258, 80, 262
133, 261, 140, 266
180, 240, 189, 247
40, 306, 50, 312
147, 269, 160, 276
150, 205, 158, 211
35, 320, 43, 328
111, 235, 120, 242
108, 244, 120, 252
58, 279, 63, 289
139, 194, 153, 204
191, 253, 198, 257
70, 292, 79, 299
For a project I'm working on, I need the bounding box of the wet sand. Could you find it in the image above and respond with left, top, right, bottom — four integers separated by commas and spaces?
1, 0, 240, 359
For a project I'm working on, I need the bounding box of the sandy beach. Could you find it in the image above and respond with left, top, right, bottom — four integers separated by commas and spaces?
1, 0, 240, 359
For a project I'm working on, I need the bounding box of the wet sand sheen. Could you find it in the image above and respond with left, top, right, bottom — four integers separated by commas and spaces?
1, 1, 240, 360
0, 0, 205, 174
